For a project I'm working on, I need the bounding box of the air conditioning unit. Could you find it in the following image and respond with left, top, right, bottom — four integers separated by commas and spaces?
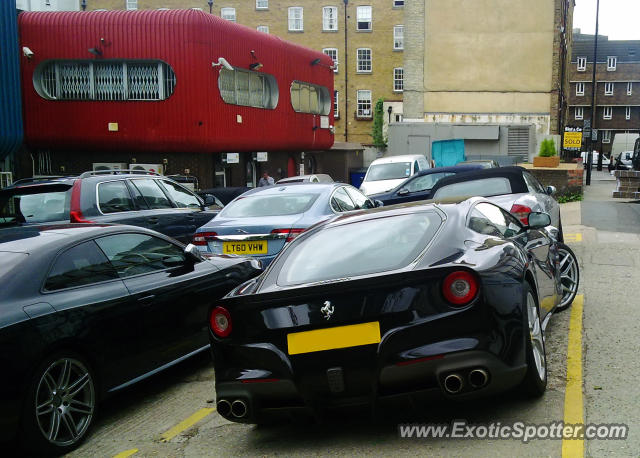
128, 163, 164, 175
93, 162, 128, 172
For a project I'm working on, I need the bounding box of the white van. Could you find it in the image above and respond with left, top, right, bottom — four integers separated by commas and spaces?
360, 155, 431, 196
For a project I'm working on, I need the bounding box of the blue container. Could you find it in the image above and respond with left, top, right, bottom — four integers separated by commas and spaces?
0, 1, 23, 161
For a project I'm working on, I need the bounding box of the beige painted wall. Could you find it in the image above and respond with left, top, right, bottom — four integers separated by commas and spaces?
424, 0, 555, 113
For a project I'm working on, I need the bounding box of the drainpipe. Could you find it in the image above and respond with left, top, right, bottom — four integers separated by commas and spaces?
343, 0, 348, 142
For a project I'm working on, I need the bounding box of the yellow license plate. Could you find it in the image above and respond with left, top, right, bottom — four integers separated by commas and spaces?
287, 321, 381, 355
222, 240, 267, 255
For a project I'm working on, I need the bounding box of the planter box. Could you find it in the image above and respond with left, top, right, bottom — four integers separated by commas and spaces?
533, 156, 560, 168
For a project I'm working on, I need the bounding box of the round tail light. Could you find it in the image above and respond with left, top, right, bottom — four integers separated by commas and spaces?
442, 271, 478, 306
210, 306, 232, 338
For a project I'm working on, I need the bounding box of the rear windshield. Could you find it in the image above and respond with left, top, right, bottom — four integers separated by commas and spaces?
366, 162, 412, 181
0, 186, 72, 225
277, 211, 443, 286
221, 193, 319, 218
433, 177, 512, 199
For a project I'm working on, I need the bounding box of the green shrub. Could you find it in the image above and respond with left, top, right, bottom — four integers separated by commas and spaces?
539, 138, 557, 157
557, 193, 583, 203
372, 98, 386, 149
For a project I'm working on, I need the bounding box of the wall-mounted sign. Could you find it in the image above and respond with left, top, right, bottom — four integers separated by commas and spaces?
226, 153, 239, 164
256, 152, 268, 162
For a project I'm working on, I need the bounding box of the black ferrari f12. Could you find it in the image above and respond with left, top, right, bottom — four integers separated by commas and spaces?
209, 197, 576, 423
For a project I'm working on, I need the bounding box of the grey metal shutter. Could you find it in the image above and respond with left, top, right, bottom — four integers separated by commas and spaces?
507, 127, 530, 157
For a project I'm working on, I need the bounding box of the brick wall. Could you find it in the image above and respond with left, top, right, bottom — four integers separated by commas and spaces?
528, 167, 583, 197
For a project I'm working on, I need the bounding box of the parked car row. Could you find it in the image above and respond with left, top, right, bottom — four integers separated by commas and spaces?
1, 164, 579, 454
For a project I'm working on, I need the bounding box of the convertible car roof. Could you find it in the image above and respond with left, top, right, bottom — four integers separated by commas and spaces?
429, 166, 529, 195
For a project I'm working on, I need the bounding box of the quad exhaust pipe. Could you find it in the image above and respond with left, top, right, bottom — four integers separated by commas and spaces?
443, 373, 464, 394
468, 368, 489, 388
217, 399, 231, 417
217, 398, 249, 418
231, 399, 248, 418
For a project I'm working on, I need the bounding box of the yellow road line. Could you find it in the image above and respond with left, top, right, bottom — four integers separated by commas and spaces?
562, 294, 584, 458
564, 233, 583, 242
113, 449, 138, 458
160, 407, 216, 442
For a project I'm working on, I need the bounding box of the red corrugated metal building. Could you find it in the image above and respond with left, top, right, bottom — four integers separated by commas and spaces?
18, 9, 336, 187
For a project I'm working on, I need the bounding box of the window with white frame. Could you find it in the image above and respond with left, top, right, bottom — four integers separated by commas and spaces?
602, 130, 611, 143
257, 25, 269, 33
290, 80, 331, 115
576, 82, 585, 96
322, 48, 338, 73
603, 106, 613, 119
356, 89, 372, 118
628, 82, 633, 95
35, 60, 176, 101
577, 57, 586, 71
575, 107, 583, 120
334, 90, 339, 118
626, 106, 631, 120
288, 7, 304, 31
357, 48, 372, 73
219, 67, 279, 109
356, 6, 372, 31
393, 25, 404, 50
393, 0, 404, 7
323, 6, 338, 31
605, 82, 614, 95
607, 56, 617, 71
221, 7, 236, 22
256, 0, 268, 10
126, 0, 137, 10
393, 67, 403, 92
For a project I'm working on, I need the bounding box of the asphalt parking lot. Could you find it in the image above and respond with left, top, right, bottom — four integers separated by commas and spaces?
4, 172, 637, 457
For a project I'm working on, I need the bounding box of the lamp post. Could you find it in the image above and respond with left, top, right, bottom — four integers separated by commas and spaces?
81, 0, 86, 11
586, 0, 600, 185
208, 1, 213, 14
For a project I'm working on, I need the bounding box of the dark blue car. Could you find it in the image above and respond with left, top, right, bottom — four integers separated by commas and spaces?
192, 183, 378, 266
368, 164, 484, 205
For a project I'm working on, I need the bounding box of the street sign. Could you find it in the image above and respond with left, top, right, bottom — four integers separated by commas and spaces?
592, 129, 598, 141
584, 119, 591, 128
563, 131, 583, 149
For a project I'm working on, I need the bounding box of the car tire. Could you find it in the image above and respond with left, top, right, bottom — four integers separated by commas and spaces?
518, 283, 547, 398
21, 352, 97, 455
555, 243, 580, 312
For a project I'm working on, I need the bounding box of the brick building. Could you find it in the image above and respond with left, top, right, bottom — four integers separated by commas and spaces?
395, 0, 574, 164
87, 0, 405, 147
567, 31, 640, 155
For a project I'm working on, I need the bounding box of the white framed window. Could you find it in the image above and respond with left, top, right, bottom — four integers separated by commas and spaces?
577, 57, 586, 71
575, 107, 583, 120
602, 130, 611, 143
607, 56, 617, 71
393, 0, 404, 7
257, 25, 269, 33
576, 82, 585, 96
35, 60, 176, 101
356, 6, 372, 31
221, 7, 236, 22
395, 113, 403, 122
288, 7, 304, 31
603, 106, 613, 119
356, 48, 372, 73
605, 82, 614, 95
393, 67, 403, 92
628, 82, 633, 95
322, 48, 338, 73
256, 0, 268, 10
626, 106, 631, 120
393, 25, 404, 50
334, 90, 339, 118
323, 6, 338, 31
126, 0, 137, 10
356, 89, 372, 118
